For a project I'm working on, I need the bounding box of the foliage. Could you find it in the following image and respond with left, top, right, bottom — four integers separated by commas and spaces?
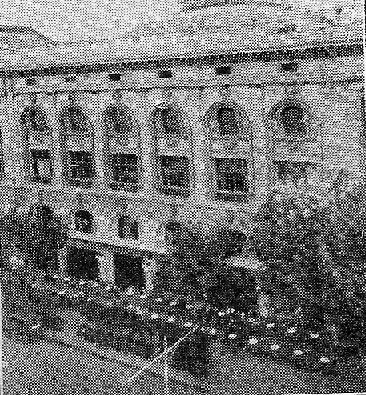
0, 203, 68, 272
252, 175, 366, 343
160, 221, 248, 306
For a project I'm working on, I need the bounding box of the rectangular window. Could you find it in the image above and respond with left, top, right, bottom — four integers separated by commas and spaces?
110, 153, 139, 192
215, 66, 232, 75
118, 216, 139, 240
159, 156, 190, 197
30, 149, 52, 184
67, 151, 94, 187
215, 158, 248, 202
275, 161, 314, 186
158, 70, 173, 79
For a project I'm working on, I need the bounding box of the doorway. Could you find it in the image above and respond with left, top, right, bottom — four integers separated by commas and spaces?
114, 253, 144, 291
67, 247, 99, 281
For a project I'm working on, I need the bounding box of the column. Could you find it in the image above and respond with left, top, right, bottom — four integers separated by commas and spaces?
136, 91, 156, 196
85, 95, 107, 189
2, 92, 27, 186
46, 93, 64, 186
97, 251, 115, 284
188, 89, 211, 202
143, 255, 158, 294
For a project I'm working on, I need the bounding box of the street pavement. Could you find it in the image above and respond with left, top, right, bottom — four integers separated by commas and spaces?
2, 336, 202, 395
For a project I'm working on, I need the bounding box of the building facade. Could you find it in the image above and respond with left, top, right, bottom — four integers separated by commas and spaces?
0, 1, 364, 292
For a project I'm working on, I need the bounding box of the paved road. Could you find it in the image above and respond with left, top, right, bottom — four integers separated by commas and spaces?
2, 336, 202, 395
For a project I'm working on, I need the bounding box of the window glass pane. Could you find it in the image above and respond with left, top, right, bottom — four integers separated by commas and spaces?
215, 158, 248, 195
158, 108, 181, 136
68, 151, 93, 180
217, 107, 239, 136
118, 216, 138, 239
160, 156, 189, 189
280, 106, 306, 136
276, 161, 311, 185
75, 210, 93, 233
111, 154, 138, 189
31, 149, 52, 183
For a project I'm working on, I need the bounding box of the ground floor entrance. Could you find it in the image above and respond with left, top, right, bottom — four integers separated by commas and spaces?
114, 253, 144, 291
67, 247, 99, 281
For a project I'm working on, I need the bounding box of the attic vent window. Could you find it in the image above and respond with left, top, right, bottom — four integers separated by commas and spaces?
65, 76, 77, 83
109, 73, 121, 81
281, 62, 299, 72
158, 70, 173, 79
215, 66, 231, 75
26, 78, 37, 86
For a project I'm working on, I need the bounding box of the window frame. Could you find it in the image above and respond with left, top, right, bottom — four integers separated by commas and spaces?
214, 157, 249, 202
74, 210, 93, 234
110, 153, 139, 192
30, 149, 53, 184
118, 215, 139, 240
67, 150, 94, 187
158, 155, 191, 197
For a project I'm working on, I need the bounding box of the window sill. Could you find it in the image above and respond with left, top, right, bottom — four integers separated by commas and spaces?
159, 187, 190, 198
67, 178, 94, 188
215, 192, 249, 203
109, 182, 139, 193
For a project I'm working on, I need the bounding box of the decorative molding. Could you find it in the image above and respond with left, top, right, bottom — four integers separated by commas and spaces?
4, 42, 363, 79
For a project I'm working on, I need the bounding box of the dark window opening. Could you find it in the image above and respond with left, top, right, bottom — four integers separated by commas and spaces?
215, 66, 232, 75
67, 247, 99, 281
61, 107, 88, 136
67, 151, 94, 187
109, 73, 121, 81
280, 105, 306, 137
281, 62, 298, 72
114, 253, 144, 291
217, 107, 239, 136
21, 107, 48, 138
158, 70, 173, 79
74, 210, 93, 234
157, 108, 182, 137
104, 106, 131, 140
65, 76, 77, 83
30, 149, 52, 184
215, 158, 248, 202
159, 156, 190, 197
110, 153, 139, 192
118, 216, 139, 240
275, 161, 313, 186
26, 78, 37, 86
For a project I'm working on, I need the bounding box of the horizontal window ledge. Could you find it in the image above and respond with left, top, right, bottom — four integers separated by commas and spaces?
215, 191, 248, 202
66, 178, 94, 188
159, 187, 190, 198
109, 181, 139, 193
30, 177, 52, 184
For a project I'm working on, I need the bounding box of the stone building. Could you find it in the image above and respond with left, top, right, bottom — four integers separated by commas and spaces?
0, 0, 364, 292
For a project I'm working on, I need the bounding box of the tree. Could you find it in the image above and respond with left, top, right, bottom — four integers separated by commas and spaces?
0, 203, 68, 274
159, 221, 248, 307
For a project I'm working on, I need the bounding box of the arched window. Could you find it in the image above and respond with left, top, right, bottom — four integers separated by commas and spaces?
60, 105, 94, 187
206, 103, 248, 139
103, 105, 139, 192
279, 105, 306, 138
75, 210, 93, 233
60, 106, 88, 137
217, 107, 240, 136
20, 106, 49, 142
154, 106, 183, 137
118, 215, 138, 240
21, 106, 53, 183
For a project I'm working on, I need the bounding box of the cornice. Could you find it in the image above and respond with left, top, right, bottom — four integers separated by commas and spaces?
0, 41, 363, 79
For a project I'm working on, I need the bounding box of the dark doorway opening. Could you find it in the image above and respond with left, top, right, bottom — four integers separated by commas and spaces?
67, 247, 99, 281
114, 253, 144, 291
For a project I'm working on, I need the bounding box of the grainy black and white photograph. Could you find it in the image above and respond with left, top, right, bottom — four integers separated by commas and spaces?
0, 0, 365, 394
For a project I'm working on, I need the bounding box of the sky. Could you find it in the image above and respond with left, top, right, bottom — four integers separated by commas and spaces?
0, 0, 361, 43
